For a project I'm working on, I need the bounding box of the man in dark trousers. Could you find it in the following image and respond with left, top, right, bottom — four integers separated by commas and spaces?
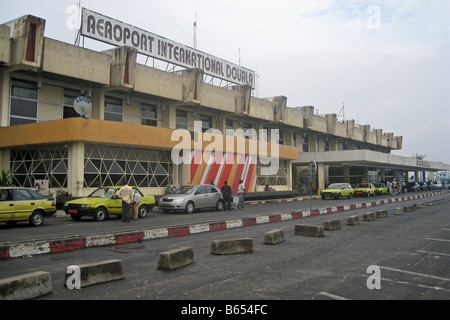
221, 180, 233, 211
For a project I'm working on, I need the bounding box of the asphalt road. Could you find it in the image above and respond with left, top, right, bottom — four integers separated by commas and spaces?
0, 191, 445, 244
0, 192, 449, 307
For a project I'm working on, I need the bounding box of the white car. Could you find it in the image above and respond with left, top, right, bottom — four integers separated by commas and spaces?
158, 184, 224, 213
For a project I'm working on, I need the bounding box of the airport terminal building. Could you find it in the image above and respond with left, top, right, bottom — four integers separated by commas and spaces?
1, 12, 449, 197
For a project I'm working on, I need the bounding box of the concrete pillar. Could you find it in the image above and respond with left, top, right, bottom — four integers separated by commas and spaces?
162, 104, 177, 129
317, 162, 325, 192
0, 70, 10, 127
0, 148, 10, 174
286, 160, 292, 190
91, 88, 105, 120
344, 166, 350, 183
68, 142, 85, 197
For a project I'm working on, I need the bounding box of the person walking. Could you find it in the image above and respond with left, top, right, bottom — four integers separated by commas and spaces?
221, 180, 233, 211
117, 184, 133, 222
237, 179, 245, 210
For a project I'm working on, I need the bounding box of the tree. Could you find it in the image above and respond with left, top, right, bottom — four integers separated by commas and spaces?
411, 153, 426, 160
0, 169, 12, 186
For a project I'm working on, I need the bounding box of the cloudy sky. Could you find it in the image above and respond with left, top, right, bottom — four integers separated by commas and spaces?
2, 0, 449, 164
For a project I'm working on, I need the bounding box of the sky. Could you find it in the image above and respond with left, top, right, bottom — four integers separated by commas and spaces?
1, 0, 449, 164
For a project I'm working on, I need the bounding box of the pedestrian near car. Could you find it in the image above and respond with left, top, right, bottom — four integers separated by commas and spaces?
221, 180, 233, 211
132, 190, 142, 220
117, 184, 133, 222
237, 180, 245, 210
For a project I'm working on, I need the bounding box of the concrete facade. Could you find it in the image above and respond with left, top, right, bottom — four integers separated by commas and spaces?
1, 14, 447, 197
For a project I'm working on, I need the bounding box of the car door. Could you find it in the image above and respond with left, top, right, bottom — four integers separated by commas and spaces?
341, 185, 349, 197
0, 189, 14, 222
205, 186, 221, 208
107, 188, 122, 214
12, 189, 34, 220
192, 186, 205, 208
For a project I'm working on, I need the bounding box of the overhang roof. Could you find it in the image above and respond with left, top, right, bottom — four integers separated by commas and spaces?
294, 150, 450, 172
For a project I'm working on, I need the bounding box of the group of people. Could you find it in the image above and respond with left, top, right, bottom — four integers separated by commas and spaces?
211, 179, 246, 211
116, 184, 142, 223
389, 179, 406, 195
117, 179, 252, 219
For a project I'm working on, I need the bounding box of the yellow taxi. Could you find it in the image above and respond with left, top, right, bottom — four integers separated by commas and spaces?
63, 186, 156, 221
0, 187, 56, 226
320, 183, 354, 200
353, 183, 376, 197
374, 183, 389, 195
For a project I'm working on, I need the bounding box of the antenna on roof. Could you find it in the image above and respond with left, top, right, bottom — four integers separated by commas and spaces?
338, 102, 345, 122
193, 12, 198, 49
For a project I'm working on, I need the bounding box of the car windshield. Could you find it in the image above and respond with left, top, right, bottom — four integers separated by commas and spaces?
173, 185, 196, 194
356, 184, 370, 188
327, 184, 344, 189
88, 188, 116, 198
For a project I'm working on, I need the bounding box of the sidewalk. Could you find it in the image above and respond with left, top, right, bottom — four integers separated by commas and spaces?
2, 191, 447, 259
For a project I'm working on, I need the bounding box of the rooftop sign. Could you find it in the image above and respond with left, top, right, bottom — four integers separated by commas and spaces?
81, 8, 255, 88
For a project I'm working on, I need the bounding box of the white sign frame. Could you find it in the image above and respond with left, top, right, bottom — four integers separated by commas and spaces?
81, 8, 255, 88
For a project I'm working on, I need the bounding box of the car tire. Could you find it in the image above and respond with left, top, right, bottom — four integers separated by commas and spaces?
138, 205, 148, 218
348, 193, 352, 199
185, 201, 195, 214
29, 211, 44, 227
94, 207, 108, 221
215, 200, 224, 211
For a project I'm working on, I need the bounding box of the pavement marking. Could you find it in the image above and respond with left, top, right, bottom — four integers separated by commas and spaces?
318, 291, 349, 300
380, 266, 450, 282
425, 238, 450, 243
417, 250, 450, 257
380, 277, 450, 292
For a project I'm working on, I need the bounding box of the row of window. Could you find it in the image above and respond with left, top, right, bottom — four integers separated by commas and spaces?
8, 78, 370, 152
9, 78, 158, 127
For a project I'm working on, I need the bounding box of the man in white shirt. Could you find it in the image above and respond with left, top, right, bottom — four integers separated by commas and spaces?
117, 184, 133, 222
237, 180, 245, 210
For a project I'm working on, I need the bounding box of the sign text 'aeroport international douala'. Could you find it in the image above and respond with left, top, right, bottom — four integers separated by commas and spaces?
81, 8, 255, 88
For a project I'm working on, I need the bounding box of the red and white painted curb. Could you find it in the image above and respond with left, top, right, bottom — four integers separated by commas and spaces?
0, 191, 447, 259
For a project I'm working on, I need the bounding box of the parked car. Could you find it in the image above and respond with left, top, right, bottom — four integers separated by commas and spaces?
353, 183, 376, 197
426, 181, 440, 190
406, 182, 420, 192
63, 186, 155, 221
0, 187, 56, 226
373, 183, 389, 195
418, 182, 428, 191
432, 182, 443, 190
320, 183, 353, 200
158, 184, 224, 213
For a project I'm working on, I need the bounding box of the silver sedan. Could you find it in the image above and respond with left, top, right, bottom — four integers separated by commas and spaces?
158, 184, 224, 214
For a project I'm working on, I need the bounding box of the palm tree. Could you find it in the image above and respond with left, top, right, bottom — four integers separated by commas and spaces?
411, 153, 426, 160
0, 169, 12, 186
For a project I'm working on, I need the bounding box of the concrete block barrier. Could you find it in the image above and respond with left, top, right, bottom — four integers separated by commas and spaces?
294, 224, 324, 237
324, 220, 341, 231
376, 210, 388, 218
0, 271, 52, 300
363, 212, 375, 221
211, 238, 253, 255
64, 259, 124, 288
346, 215, 359, 226
263, 229, 285, 245
157, 247, 194, 271
403, 204, 417, 212
395, 207, 403, 215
